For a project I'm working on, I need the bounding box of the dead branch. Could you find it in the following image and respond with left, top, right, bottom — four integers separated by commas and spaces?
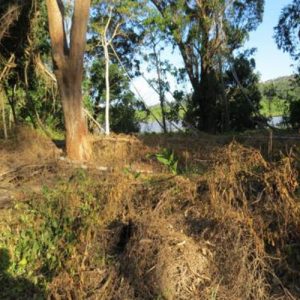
0, 4, 21, 41
0, 54, 15, 82
83, 108, 104, 133
0, 163, 56, 182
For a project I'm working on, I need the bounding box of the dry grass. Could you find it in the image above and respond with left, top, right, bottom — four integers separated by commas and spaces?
122, 217, 211, 300
1, 129, 300, 299
0, 126, 60, 171
91, 134, 158, 172
196, 142, 300, 299
91, 131, 300, 174
0, 4, 21, 42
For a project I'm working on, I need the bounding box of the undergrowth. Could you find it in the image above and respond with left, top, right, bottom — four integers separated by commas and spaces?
0, 169, 106, 298
1, 140, 300, 299
202, 143, 300, 299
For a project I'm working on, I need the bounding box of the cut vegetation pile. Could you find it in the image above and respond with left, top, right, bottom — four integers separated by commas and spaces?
1, 129, 300, 299
0, 126, 60, 172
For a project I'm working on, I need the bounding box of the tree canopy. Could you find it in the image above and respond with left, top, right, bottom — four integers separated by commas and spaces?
274, 0, 300, 61
1, 0, 288, 146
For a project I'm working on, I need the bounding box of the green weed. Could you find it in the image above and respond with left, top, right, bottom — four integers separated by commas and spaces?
123, 166, 141, 179
155, 148, 178, 175
0, 169, 103, 295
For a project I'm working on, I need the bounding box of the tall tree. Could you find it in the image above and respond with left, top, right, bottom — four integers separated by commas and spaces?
149, 0, 264, 132
46, 0, 91, 160
89, 0, 143, 134
92, 2, 124, 135
142, 30, 172, 133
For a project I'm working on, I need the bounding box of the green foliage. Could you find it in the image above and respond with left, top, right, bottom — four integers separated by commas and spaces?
182, 51, 263, 132
286, 99, 300, 129
260, 98, 287, 117
259, 76, 300, 125
0, 0, 63, 135
89, 0, 143, 75
222, 53, 262, 131
274, 0, 300, 61
156, 148, 178, 175
0, 246, 45, 299
263, 82, 277, 100
123, 166, 141, 179
0, 170, 103, 291
260, 81, 286, 117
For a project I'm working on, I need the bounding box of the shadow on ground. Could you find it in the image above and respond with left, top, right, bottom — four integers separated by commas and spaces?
0, 248, 45, 300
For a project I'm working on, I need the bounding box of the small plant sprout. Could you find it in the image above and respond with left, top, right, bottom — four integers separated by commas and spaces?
155, 148, 178, 175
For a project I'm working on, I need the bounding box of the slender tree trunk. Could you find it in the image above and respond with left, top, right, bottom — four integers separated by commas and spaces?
7, 98, 17, 124
156, 68, 167, 134
4, 85, 18, 124
157, 71, 167, 134
218, 55, 229, 132
159, 96, 167, 133
46, 0, 91, 161
104, 41, 110, 136
1, 89, 7, 139
152, 42, 167, 133
9, 108, 12, 130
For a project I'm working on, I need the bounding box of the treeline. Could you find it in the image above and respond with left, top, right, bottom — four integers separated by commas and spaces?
0, 0, 299, 141
260, 75, 300, 127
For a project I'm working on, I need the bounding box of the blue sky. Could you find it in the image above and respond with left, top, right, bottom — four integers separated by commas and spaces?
132, 0, 296, 106
244, 0, 295, 81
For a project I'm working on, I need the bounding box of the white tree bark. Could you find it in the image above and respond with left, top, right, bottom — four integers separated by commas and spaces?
104, 41, 110, 135
99, 6, 122, 136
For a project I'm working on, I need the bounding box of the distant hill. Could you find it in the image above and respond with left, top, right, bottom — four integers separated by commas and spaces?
260, 75, 296, 94
259, 75, 299, 117
262, 75, 295, 84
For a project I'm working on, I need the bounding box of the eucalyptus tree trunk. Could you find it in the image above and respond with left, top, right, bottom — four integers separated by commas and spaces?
46, 0, 91, 161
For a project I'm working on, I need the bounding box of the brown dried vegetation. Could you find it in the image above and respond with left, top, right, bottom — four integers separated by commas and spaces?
1, 128, 300, 299
0, 4, 21, 42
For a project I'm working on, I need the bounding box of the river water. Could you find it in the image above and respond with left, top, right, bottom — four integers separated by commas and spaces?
140, 116, 284, 133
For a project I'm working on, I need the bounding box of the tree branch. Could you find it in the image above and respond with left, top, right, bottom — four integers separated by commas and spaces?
70, 0, 91, 62
46, 0, 68, 68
